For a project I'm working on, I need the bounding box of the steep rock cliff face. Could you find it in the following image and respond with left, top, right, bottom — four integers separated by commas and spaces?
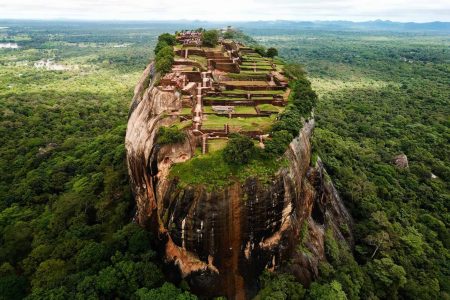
126, 63, 183, 227
125, 65, 353, 299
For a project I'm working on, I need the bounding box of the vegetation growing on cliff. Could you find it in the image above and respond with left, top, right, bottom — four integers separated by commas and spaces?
170, 150, 288, 188
155, 33, 177, 74
156, 126, 186, 145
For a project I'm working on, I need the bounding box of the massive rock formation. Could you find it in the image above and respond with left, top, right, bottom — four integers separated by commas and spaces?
126, 63, 353, 299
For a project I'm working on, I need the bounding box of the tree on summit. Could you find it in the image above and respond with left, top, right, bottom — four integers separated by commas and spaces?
202, 30, 219, 47
223, 134, 255, 165
266, 47, 278, 58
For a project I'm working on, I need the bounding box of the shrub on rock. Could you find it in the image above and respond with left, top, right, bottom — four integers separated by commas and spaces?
264, 130, 293, 157
157, 126, 186, 145
223, 134, 255, 165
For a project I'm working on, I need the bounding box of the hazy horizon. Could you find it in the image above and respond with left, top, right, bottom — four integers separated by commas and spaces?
1, 0, 449, 23
0, 18, 449, 24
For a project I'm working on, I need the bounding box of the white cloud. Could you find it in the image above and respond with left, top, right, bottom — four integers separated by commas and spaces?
0, 0, 449, 21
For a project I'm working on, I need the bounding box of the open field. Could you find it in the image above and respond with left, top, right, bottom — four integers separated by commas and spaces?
240, 65, 273, 71
207, 138, 228, 152
241, 62, 272, 67
233, 106, 258, 114
222, 89, 284, 95
227, 73, 267, 80
223, 80, 269, 86
203, 106, 257, 114
188, 54, 207, 68
180, 107, 193, 114
201, 114, 275, 131
204, 96, 273, 101
257, 103, 283, 112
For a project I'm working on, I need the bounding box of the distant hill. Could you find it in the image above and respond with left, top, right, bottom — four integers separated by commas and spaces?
1, 19, 449, 33
235, 20, 450, 32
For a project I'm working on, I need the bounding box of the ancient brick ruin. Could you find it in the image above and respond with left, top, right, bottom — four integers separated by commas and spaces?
156, 31, 290, 154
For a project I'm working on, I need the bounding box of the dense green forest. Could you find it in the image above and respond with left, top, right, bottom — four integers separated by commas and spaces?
0, 21, 448, 299
251, 29, 450, 299
0, 22, 198, 299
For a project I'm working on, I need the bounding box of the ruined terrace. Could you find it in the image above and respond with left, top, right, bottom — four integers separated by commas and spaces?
157, 29, 290, 154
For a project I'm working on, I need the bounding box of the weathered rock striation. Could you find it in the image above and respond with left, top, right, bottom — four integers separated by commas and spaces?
126, 63, 353, 299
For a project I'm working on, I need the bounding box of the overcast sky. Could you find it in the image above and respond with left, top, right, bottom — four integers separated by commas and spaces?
0, 0, 449, 22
